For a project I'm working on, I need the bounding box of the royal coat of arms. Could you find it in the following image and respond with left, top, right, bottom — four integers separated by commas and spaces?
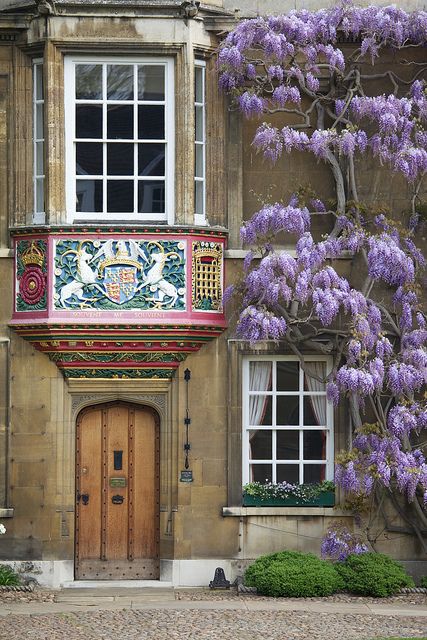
54, 239, 186, 311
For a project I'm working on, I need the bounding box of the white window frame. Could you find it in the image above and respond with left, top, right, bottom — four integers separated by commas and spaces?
64, 55, 175, 224
242, 355, 334, 486
33, 58, 45, 224
194, 60, 206, 226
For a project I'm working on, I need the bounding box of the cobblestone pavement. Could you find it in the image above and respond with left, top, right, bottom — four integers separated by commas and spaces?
0, 607, 426, 640
0, 589, 427, 640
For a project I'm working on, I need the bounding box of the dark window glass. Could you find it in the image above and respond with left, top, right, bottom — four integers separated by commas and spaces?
138, 66, 165, 100
107, 65, 134, 100
138, 105, 164, 139
195, 66, 203, 103
277, 430, 299, 460
75, 64, 102, 100
277, 361, 299, 391
107, 143, 134, 176
249, 430, 272, 460
76, 143, 103, 176
107, 105, 133, 139
138, 144, 165, 176
76, 179, 103, 212
277, 465, 299, 484
76, 105, 102, 139
107, 180, 134, 213
138, 180, 165, 213
304, 431, 326, 460
304, 464, 325, 484
249, 396, 272, 426
251, 464, 272, 484
303, 397, 326, 426
276, 396, 299, 426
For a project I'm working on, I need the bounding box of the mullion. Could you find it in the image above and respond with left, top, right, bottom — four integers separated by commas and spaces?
102, 63, 107, 215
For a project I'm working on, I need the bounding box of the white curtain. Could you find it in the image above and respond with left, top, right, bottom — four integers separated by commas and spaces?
304, 361, 327, 426
248, 362, 272, 480
249, 362, 271, 426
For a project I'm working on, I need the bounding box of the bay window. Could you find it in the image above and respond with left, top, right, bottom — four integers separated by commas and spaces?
242, 356, 333, 486
64, 57, 174, 223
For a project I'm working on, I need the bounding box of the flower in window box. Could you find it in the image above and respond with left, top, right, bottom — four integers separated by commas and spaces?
242, 480, 335, 506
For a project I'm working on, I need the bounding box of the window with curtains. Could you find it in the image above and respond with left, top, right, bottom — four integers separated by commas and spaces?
64, 56, 174, 223
242, 356, 333, 486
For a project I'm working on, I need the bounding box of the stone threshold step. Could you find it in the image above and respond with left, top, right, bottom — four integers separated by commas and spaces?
62, 580, 173, 589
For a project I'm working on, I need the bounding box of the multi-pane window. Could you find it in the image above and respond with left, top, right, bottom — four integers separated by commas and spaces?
33, 59, 45, 223
194, 61, 206, 224
242, 357, 333, 486
65, 57, 174, 222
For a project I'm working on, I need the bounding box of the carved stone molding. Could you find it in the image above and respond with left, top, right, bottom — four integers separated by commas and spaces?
71, 392, 167, 419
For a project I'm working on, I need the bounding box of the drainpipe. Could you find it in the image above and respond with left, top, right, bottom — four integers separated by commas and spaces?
0, 337, 11, 509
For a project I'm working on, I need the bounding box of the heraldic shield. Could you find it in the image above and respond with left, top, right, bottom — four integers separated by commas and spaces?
103, 264, 139, 304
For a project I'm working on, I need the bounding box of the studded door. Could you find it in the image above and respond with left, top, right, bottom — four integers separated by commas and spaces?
75, 402, 160, 580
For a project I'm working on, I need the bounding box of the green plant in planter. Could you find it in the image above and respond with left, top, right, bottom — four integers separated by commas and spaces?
0, 564, 21, 587
420, 576, 427, 589
243, 480, 335, 504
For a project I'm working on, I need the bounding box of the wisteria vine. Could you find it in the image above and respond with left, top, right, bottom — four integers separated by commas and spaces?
219, 2, 427, 549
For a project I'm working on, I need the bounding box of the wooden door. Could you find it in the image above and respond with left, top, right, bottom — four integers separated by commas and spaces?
75, 402, 160, 580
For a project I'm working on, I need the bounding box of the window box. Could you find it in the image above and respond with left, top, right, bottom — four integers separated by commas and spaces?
242, 491, 335, 507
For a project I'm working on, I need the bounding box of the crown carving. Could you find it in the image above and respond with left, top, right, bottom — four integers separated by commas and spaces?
21, 241, 45, 268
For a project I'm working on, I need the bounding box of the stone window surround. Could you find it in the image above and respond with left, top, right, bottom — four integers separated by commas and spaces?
11, 41, 225, 229
226, 340, 345, 508
242, 354, 334, 486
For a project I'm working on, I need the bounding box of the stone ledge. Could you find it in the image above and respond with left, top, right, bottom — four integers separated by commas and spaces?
0, 508, 14, 518
222, 506, 353, 517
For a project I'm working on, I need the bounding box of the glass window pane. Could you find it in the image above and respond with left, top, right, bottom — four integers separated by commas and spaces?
35, 142, 44, 175
195, 180, 204, 216
107, 143, 134, 176
76, 105, 103, 139
107, 180, 134, 213
76, 142, 103, 176
138, 180, 165, 214
138, 65, 165, 101
277, 396, 299, 426
107, 105, 133, 139
304, 464, 326, 484
249, 362, 272, 391
304, 397, 326, 426
195, 66, 204, 103
249, 430, 272, 460
277, 430, 299, 460
107, 64, 134, 100
138, 105, 164, 139
304, 362, 326, 391
35, 64, 43, 101
138, 143, 165, 176
304, 431, 327, 460
76, 64, 102, 100
250, 464, 272, 484
277, 465, 299, 484
277, 361, 299, 391
195, 106, 203, 141
195, 144, 203, 178
35, 178, 44, 213
249, 396, 272, 426
35, 103, 44, 140
76, 179, 103, 212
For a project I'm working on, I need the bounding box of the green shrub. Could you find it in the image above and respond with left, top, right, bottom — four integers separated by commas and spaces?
0, 564, 20, 587
420, 576, 427, 589
336, 553, 414, 597
244, 550, 344, 597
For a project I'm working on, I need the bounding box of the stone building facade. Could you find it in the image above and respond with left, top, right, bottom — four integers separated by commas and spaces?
0, 0, 425, 587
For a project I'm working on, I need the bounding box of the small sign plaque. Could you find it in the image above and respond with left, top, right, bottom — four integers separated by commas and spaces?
109, 477, 127, 488
180, 470, 193, 483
